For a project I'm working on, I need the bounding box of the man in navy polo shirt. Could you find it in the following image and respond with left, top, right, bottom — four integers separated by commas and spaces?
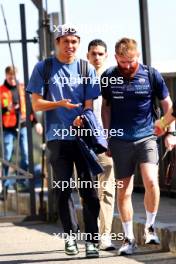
101, 38, 175, 255
27, 24, 100, 258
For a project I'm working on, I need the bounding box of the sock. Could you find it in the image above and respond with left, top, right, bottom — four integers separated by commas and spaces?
145, 210, 157, 228
122, 221, 134, 240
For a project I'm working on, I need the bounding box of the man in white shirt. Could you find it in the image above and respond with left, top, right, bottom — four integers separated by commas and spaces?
87, 39, 115, 250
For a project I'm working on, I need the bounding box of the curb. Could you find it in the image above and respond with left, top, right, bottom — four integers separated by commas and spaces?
76, 207, 176, 253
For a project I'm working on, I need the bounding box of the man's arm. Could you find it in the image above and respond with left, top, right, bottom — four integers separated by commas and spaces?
73, 99, 93, 127
160, 95, 175, 131
31, 93, 80, 112
160, 95, 176, 150
101, 98, 111, 156
154, 107, 175, 136
101, 98, 111, 131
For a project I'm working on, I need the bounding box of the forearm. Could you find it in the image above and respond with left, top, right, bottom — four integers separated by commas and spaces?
161, 96, 175, 131
101, 101, 111, 131
32, 97, 61, 112
162, 108, 175, 128
102, 111, 110, 131
31, 93, 80, 112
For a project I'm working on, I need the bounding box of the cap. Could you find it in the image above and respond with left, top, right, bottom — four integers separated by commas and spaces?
55, 24, 80, 39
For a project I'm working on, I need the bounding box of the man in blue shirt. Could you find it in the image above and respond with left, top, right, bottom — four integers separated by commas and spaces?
101, 38, 175, 255
27, 24, 100, 258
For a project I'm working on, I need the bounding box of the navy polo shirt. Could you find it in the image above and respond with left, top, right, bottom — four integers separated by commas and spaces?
101, 64, 169, 141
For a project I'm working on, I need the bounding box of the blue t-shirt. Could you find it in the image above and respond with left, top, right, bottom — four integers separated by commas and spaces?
27, 57, 100, 141
101, 64, 169, 141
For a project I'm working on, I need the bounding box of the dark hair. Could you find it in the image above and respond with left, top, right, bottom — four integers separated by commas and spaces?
5, 66, 17, 74
88, 39, 107, 52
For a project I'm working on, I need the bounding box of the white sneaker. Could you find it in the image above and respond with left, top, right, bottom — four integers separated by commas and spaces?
100, 234, 116, 251
118, 237, 137, 255
144, 225, 160, 245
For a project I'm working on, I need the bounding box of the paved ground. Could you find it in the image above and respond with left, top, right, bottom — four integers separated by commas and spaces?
0, 222, 176, 264
0, 191, 176, 263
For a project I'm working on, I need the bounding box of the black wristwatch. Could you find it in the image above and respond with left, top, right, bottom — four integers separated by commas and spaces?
166, 131, 176, 136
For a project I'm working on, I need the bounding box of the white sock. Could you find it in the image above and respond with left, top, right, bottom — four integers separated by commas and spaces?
122, 221, 134, 240
145, 210, 157, 228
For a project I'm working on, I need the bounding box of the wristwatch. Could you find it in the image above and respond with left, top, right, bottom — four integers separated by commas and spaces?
166, 131, 176, 136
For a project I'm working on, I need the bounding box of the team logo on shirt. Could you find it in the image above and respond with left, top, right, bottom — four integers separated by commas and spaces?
138, 78, 145, 84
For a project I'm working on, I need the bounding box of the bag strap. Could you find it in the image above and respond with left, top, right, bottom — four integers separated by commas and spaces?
43, 57, 53, 99
43, 58, 88, 102
147, 65, 161, 120
79, 59, 88, 104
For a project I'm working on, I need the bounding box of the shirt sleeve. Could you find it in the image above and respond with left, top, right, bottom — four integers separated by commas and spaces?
27, 61, 45, 96
154, 69, 169, 100
84, 64, 101, 100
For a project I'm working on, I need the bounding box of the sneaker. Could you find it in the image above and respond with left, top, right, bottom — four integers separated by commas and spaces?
65, 237, 79, 255
100, 234, 116, 251
118, 237, 137, 255
144, 225, 160, 245
85, 242, 99, 258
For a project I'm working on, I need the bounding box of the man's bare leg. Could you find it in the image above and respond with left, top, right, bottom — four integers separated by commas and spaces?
140, 163, 160, 244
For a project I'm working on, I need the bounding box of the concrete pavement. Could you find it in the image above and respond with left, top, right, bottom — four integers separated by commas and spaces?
0, 222, 176, 264
0, 191, 176, 263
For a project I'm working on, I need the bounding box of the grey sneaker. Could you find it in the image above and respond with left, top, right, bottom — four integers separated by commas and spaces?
85, 242, 99, 258
144, 225, 160, 245
65, 237, 79, 255
118, 237, 137, 255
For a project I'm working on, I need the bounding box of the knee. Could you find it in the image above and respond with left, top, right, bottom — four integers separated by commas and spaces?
145, 178, 159, 191
117, 188, 133, 201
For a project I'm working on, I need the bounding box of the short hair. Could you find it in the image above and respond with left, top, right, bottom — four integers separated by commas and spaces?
115, 38, 138, 56
5, 66, 17, 75
88, 39, 107, 52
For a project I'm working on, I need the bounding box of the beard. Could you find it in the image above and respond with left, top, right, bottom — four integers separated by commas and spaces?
118, 63, 139, 78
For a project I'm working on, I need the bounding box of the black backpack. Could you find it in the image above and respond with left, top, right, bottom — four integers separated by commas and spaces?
146, 65, 161, 120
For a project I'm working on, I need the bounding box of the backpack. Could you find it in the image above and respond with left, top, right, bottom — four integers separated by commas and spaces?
43, 57, 88, 100
145, 65, 161, 120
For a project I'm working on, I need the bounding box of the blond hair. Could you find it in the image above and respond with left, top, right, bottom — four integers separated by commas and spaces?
115, 38, 138, 56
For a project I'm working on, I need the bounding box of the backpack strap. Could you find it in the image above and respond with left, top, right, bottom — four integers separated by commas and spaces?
146, 65, 161, 120
79, 59, 88, 104
43, 57, 53, 99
